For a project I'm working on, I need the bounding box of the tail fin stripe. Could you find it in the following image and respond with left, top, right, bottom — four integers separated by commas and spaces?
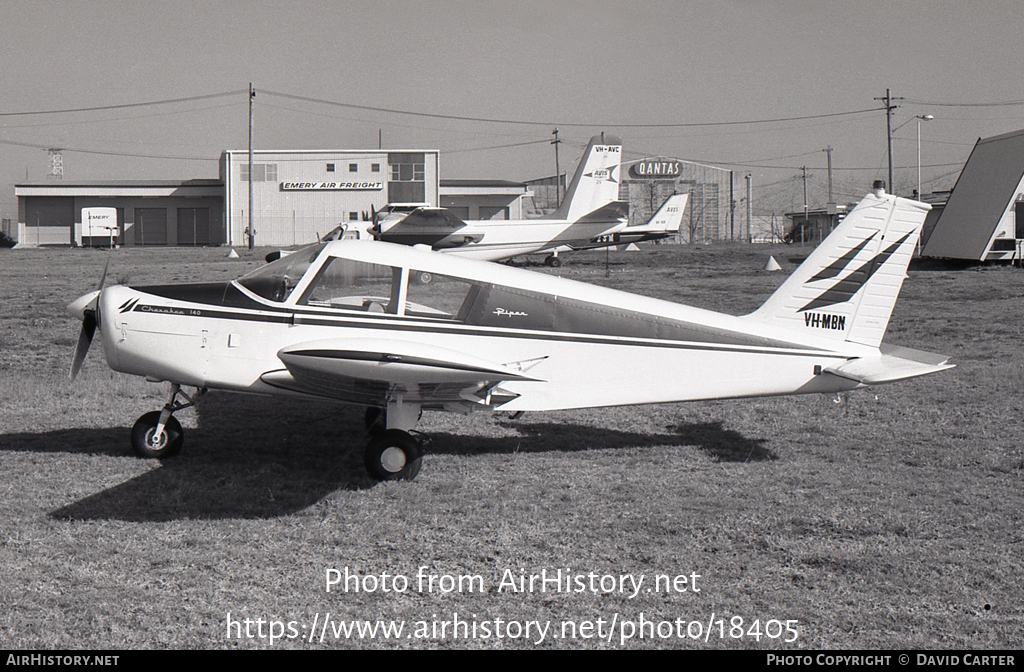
798, 232, 912, 312
807, 233, 876, 283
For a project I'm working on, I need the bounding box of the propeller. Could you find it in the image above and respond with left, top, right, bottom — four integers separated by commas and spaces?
368, 204, 381, 238
68, 259, 110, 381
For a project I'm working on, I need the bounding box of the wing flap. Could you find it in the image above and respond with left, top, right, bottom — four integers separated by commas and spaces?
277, 338, 544, 386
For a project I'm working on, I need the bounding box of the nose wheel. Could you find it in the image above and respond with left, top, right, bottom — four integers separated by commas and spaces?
130, 384, 204, 459
131, 411, 184, 458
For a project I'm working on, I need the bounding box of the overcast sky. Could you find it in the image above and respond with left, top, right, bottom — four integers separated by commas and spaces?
2, 0, 1023, 216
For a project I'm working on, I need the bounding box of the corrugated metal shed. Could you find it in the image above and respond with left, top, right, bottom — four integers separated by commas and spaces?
922, 129, 1024, 260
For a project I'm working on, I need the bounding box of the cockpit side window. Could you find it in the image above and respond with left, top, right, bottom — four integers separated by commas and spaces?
404, 272, 486, 320
298, 256, 400, 313
236, 243, 326, 302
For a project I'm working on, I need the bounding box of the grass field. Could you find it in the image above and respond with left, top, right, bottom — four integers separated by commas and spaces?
1, 242, 1022, 649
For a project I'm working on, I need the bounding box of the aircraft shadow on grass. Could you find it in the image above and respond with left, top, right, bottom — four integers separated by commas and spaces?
0, 392, 773, 523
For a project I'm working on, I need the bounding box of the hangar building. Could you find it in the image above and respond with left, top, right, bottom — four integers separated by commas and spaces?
14, 180, 225, 247
622, 157, 736, 243
14, 148, 536, 248
220, 148, 439, 246
922, 128, 1024, 262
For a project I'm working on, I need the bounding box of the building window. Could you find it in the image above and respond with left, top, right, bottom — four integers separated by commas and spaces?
326, 163, 335, 172
371, 163, 380, 172
349, 212, 359, 221
389, 162, 425, 182
349, 163, 358, 172
388, 153, 427, 203
240, 163, 278, 182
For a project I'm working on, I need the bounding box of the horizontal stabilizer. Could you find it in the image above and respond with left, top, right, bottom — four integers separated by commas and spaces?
822, 344, 954, 385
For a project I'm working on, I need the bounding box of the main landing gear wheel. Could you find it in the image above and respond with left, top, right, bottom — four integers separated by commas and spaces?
364, 429, 422, 482
131, 411, 184, 458
544, 255, 561, 268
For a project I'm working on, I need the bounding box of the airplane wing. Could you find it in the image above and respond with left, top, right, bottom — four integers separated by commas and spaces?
375, 207, 481, 248
394, 207, 468, 230
259, 338, 544, 410
573, 200, 630, 225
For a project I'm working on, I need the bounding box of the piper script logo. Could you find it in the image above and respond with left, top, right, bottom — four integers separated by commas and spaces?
492, 308, 527, 318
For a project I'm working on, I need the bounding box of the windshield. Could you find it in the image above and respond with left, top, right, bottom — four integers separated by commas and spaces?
236, 243, 326, 302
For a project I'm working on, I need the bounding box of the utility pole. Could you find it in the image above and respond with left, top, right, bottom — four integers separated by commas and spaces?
551, 128, 561, 209
874, 88, 902, 194
801, 166, 808, 245
823, 146, 835, 235
745, 173, 752, 243
823, 146, 834, 205
729, 170, 735, 240
248, 83, 255, 250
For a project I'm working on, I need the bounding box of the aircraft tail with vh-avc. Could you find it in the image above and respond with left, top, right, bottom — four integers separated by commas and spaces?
552, 135, 624, 223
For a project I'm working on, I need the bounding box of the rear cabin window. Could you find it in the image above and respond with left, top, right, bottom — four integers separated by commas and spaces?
405, 272, 483, 320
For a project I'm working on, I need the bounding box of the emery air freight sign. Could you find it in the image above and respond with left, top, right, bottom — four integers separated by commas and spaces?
628, 159, 684, 180
280, 181, 383, 191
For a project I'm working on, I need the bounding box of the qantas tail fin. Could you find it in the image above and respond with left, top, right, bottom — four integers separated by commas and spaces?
553, 135, 623, 223
745, 186, 930, 349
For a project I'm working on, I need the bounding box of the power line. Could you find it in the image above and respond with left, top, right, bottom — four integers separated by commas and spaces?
0, 90, 248, 117
261, 89, 881, 128
0, 137, 215, 161
903, 98, 1024, 108
442, 139, 551, 155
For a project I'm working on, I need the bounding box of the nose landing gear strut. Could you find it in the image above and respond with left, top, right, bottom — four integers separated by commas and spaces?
130, 384, 206, 459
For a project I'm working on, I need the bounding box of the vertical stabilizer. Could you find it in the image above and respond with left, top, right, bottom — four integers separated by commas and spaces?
553, 135, 623, 222
744, 189, 930, 348
627, 193, 689, 233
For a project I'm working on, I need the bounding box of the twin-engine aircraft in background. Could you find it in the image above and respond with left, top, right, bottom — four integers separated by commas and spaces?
371, 134, 631, 267
563, 192, 688, 253
69, 185, 952, 481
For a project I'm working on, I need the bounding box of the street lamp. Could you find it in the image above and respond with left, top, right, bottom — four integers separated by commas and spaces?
916, 114, 934, 201
893, 114, 934, 199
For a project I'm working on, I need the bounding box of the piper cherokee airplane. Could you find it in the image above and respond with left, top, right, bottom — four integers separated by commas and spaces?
68, 184, 952, 482
370, 134, 628, 267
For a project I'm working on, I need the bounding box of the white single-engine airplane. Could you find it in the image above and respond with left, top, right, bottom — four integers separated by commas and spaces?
371, 135, 628, 267
69, 184, 952, 481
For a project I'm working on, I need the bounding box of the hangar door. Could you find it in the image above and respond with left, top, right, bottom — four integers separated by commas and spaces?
135, 208, 168, 245
177, 208, 210, 246
24, 197, 74, 245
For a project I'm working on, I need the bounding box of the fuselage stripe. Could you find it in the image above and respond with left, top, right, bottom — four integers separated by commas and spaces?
126, 299, 835, 359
